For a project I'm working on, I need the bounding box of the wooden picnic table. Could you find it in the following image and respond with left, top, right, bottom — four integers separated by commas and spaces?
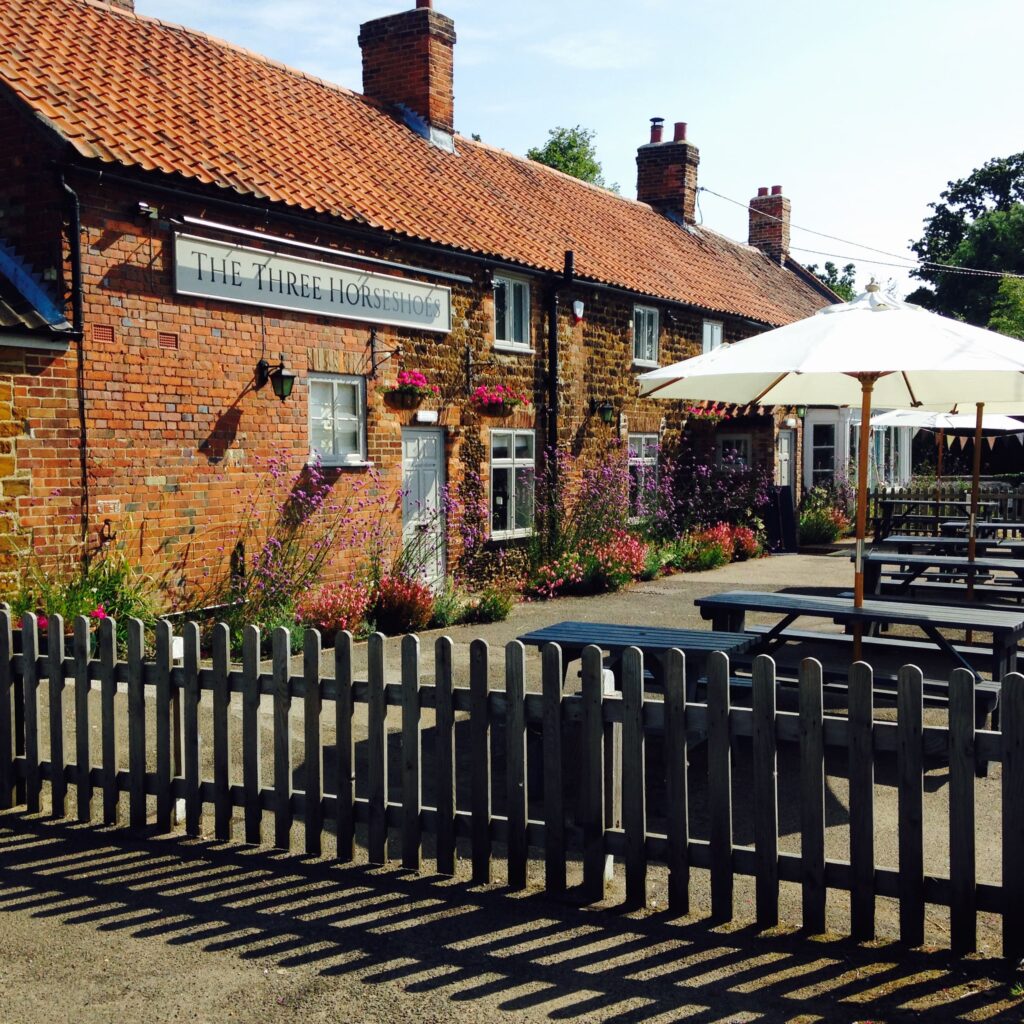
875, 498, 998, 540
942, 520, 1024, 538
694, 589, 1024, 681
516, 621, 754, 689
857, 550, 1024, 601
876, 533, 1017, 557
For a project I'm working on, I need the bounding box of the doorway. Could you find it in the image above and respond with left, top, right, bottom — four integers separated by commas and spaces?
401, 428, 446, 589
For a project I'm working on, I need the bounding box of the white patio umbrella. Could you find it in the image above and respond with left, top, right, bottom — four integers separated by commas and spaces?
638, 282, 1024, 621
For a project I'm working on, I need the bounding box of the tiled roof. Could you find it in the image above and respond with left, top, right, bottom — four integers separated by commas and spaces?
0, 0, 828, 326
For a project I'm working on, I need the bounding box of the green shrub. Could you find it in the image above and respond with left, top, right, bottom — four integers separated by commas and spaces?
798, 508, 846, 545
430, 577, 470, 628
468, 583, 517, 624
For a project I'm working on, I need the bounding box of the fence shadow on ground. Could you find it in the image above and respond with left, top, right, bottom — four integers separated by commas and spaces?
1, 812, 1019, 1024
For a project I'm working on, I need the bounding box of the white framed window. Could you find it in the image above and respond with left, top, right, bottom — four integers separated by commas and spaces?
811, 422, 836, 486
628, 433, 659, 519
716, 432, 752, 467
702, 319, 723, 354
493, 274, 531, 350
490, 429, 535, 539
308, 373, 367, 465
633, 305, 659, 366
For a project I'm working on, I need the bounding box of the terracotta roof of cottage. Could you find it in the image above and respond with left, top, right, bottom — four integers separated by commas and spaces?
0, 0, 829, 326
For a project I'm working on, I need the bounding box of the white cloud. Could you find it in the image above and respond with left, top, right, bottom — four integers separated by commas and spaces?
529, 30, 638, 71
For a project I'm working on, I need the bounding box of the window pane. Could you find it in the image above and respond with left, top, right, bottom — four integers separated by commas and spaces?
494, 280, 508, 342
514, 432, 534, 460
336, 426, 359, 456
310, 382, 335, 457
491, 432, 511, 461
512, 281, 527, 343
642, 436, 659, 459
514, 466, 534, 531
492, 467, 511, 533
335, 383, 357, 417
311, 419, 335, 458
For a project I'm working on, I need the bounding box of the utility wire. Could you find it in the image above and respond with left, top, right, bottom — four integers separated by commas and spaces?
699, 185, 1024, 281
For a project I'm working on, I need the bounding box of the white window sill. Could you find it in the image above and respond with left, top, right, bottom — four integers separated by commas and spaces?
491, 528, 534, 542
493, 344, 534, 355
633, 360, 659, 371
313, 458, 374, 469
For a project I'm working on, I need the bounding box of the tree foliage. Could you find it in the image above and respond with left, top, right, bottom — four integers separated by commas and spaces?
907, 152, 1024, 325
527, 125, 619, 193
804, 261, 857, 301
988, 276, 1024, 340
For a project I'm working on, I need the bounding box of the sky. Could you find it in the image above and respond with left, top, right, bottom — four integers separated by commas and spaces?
139, 0, 1024, 299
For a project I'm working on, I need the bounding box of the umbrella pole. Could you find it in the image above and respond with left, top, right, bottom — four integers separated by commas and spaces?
935, 430, 944, 536
853, 376, 876, 661
967, 402, 984, 618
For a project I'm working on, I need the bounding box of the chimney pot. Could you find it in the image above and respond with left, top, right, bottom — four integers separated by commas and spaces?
771, 185, 783, 196
649, 117, 664, 144
757, 186, 769, 197
416, 0, 432, 6
673, 121, 687, 142
748, 186, 791, 263
636, 120, 699, 224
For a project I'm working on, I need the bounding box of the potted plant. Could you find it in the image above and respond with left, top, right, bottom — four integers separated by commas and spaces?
470, 383, 531, 416
382, 369, 440, 409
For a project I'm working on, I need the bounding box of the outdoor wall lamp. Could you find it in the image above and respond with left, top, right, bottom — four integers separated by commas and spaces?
591, 399, 615, 425
796, 405, 807, 417
255, 353, 297, 401
572, 300, 585, 324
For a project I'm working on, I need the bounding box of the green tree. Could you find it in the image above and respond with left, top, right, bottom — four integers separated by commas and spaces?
527, 125, 619, 192
907, 152, 1024, 325
988, 276, 1024, 340
804, 261, 857, 301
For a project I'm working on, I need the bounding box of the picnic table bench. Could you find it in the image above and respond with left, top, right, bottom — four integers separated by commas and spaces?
857, 550, 1024, 600
942, 520, 1024, 539
694, 589, 1024, 682
516, 621, 755, 692
874, 498, 998, 540
876, 533, 1020, 557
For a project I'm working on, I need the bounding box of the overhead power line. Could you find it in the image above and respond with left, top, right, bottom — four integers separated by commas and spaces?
698, 186, 1024, 281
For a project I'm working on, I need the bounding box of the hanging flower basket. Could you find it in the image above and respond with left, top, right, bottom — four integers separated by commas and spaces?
470, 384, 531, 416
382, 370, 440, 410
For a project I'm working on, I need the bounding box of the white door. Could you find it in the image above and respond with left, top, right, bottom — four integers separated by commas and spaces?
777, 429, 796, 495
401, 428, 446, 590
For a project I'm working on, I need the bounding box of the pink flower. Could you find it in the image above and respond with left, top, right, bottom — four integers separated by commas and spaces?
91, 604, 108, 620
37, 615, 48, 631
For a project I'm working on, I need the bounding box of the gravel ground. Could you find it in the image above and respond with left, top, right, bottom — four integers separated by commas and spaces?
2, 548, 1023, 1023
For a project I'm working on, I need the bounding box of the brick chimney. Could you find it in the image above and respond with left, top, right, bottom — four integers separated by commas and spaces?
359, 0, 457, 137
636, 119, 700, 225
103, 0, 135, 9
748, 185, 791, 263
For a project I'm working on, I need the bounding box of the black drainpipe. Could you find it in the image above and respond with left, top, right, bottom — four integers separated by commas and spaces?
62, 175, 89, 559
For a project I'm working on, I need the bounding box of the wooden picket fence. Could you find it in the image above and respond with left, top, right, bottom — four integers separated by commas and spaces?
868, 481, 1024, 534
2, 608, 1024, 960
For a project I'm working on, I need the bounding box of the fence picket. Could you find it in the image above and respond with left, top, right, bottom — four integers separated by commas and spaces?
848, 661, 875, 941
334, 631, 354, 862
212, 622, 232, 842
46, 614, 67, 818
664, 649, 688, 916
127, 618, 146, 831
708, 651, 732, 921
469, 638, 491, 884
154, 619, 172, 833
897, 664, 925, 947
367, 632, 388, 865
99, 616, 118, 825
183, 622, 201, 836
1002, 672, 1024, 961
0, 609, 12, 810
622, 646, 646, 908
303, 629, 323, 857
581, 644, 606, 902
505, 640, 528, 891
752, 654, 779, 928
949, 668, 976, 956
541, 642, 565, 894
799, 658, 826, 933
434, 636, 456, 876
272, 627, 293, 851
242, 625, 262, 846
22, 613, 40, 814
401, 634, 422, 872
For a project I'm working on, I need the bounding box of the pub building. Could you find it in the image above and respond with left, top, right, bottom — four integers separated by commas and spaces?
0, 0, 834, 597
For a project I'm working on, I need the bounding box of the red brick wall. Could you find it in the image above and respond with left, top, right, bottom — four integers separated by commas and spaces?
635, 136, 700, 224
359, 6, 456, 134
748, 187, 791, 264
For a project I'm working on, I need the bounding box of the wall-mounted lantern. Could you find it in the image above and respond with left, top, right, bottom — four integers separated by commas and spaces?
591, 398, 615, 425
796, 405, 807, 418
255, 353, 297, 401
572, 299, 585, 324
